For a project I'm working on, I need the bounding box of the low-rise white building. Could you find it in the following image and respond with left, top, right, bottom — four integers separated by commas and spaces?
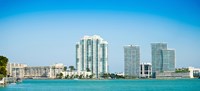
116, 72, 124, 76
62, 71, 92, 79
156, 72, 191, 79
188, 67, 200, 78
140, 63, 152, 78
156, 67, 200, 79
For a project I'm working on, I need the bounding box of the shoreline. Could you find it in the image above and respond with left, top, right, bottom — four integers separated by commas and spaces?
22, 78, 199, 80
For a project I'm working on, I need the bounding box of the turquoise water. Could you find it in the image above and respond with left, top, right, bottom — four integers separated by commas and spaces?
0, 79, 199, 91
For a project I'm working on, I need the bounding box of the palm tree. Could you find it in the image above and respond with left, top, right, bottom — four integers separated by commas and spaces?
64, 66, 67, 71
79, 74, 83, 79
52, 66, 56, 78
63, 66, 67, 77
86, 75, 88, 79
70, 75, 74, 79
59, 73, 63, 79
89, 74, 94, 79
69, 66, 75, 72
56, 73, 63, 79
65, 75, 69, 79
86, 68, 90, 72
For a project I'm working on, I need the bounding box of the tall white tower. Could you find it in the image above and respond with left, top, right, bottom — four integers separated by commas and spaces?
76, 35, 108, 78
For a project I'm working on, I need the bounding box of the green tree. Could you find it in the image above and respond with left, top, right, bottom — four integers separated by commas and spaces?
69, 66, 75, 72
110, 73, 116, 79
86, 75, 88, 79
89, 74, 94, 79
175, 68, 190, 73
0, 74, 4, 80
75, 75, 79, 78
79, 74, 83, 79
70, 75, 74, 79
56, 73, 63, 79
64, 66, 67, 71
63, 66, 67, 78
0, 56, 8, 77
101, 73, 110, 79
65, 75, 69, 79
115, 74, 125, 79
52, 66, 56, 78
86, 68, 90, 72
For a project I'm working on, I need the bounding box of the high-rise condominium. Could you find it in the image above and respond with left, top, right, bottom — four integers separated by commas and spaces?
162, 49, 175, 72
124, 45, 140, 78
151, 43, 175, 77
151, 43, 167, 73
76, 35, 108, 78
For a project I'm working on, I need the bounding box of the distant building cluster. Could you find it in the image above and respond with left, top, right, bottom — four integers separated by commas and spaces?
124, 43, 199, 79
7, 63, 93, 79
151, 43, 175, 77
6, 35, 200, 79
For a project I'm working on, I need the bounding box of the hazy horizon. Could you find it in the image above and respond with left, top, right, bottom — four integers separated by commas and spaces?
1, 0, 200, 72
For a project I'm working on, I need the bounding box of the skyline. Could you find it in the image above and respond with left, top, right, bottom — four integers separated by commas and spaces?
1, 0, 200, 72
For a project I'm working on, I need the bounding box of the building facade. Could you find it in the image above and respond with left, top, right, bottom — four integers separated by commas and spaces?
50, 63, 65, 78
76, 35, 108, 78
24, 66, 51, 78
140, 63, 152, 78
7, 63, 64, 79
188, 67, 200, 78
124, 45, 140, 78
151, 43, 167, 74
62, 71, 92, 79
24, 63, 64, 78
7, 63, 27, 78
151, 43, 175, 78
162, 49, 175, 72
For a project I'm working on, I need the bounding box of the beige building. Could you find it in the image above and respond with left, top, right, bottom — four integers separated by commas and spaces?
24, 63, 64, 79
7, 63, 64, 79
24, 66, 51, 78
7, 63, 27, 78
50, 63, 64, 78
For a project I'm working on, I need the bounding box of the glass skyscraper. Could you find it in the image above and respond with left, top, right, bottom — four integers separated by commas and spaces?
124, 45, 140, 78
151, 43, 175, 78
151, 43, 167, 73
76, 35, 108, 78
162, 49, 175, 72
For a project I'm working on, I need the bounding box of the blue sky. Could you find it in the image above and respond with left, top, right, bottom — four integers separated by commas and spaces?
0, 0, 200, 72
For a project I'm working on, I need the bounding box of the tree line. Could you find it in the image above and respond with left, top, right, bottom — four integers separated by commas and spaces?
0, 56, 8, 80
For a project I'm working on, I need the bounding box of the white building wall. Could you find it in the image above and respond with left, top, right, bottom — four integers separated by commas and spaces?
76, 35, 108, 78
62, 71, 92, 78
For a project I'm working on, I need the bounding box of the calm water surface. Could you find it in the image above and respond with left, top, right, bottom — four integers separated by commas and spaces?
0, 79, 199, 91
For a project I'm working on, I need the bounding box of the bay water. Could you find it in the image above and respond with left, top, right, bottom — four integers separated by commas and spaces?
0, 79, 199, 91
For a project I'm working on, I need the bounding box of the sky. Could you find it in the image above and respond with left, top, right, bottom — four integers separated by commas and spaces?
0, 0, 200, 72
